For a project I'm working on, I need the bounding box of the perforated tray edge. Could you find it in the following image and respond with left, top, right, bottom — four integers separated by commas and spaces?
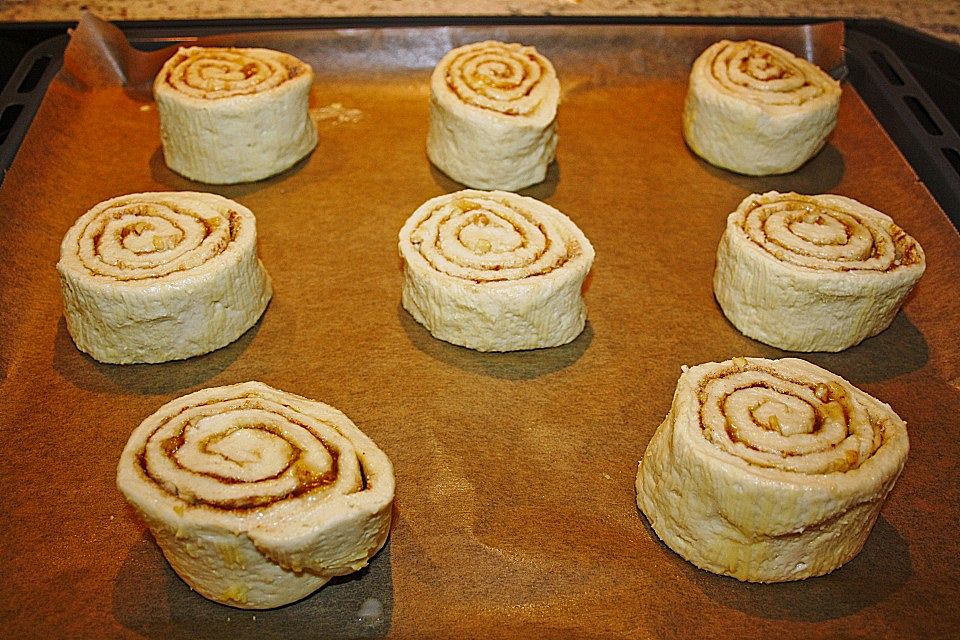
845, 28, 960, 228
0, 33, 67, 183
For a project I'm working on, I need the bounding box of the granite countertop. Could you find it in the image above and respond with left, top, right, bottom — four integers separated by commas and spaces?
1, 0, 959, 46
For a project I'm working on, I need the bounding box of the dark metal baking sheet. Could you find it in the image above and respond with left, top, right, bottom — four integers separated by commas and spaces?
1, 15, 959, 640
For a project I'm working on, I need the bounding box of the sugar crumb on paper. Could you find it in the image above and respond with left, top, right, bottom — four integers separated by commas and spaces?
310, 103, 363, 125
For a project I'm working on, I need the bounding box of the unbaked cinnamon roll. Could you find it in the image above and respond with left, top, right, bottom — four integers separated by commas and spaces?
714, 191, 925, 352
683, 39, 841, 175
399, 189, 594, 352
154, 46, 317, 184
427, 40, 560, 191
636, 357, 909, 583
57, 191, 272, 364
116, 381, 395, 609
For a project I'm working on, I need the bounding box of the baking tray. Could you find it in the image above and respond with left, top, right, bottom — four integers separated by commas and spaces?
1, 14, 959, 640
2, 16, 960, 228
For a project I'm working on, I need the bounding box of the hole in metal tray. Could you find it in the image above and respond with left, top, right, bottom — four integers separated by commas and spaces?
17, 55, 51, 93
943, 147, 960, 179
869, 49, 905, 86
904, 95, 944, 136
0, 103, 24, 146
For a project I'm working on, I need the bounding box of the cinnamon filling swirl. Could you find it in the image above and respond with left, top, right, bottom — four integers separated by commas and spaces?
76, 197, 239, 280
636, 357, 909, 582
399, 189, 593, 352
443, 42, 551, 116
408, 194, 580, 284
136, 394, 363, 511
713, 191, 925, 352
739, 193, 922, 273
709, 40, 834, 106
161, 47, 303, 99
697, 362, 881, 475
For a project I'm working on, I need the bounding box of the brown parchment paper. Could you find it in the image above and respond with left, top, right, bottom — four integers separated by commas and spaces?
1, 13, 959, 640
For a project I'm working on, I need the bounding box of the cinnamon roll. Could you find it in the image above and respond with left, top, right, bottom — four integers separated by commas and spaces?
154, 46, 317, 184
636, 357, 909, 583
399, 189, 594, 352
427, 40, 560, 191
57, 191, 272, 364
116, 381, 395, 609
714, 191, 925, 352
683, 39, 841, 175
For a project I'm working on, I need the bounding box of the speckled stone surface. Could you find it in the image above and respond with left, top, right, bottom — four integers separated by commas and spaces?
1, 0, 959, 45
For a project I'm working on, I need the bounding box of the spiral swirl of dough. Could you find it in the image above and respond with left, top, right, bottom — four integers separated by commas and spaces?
683, 39, 841, 175
154, 47, 317, 184
58, 191, 272, 364
71, 192, 238, 281
117, 382, 395, 608
137, 385, 376, 510
706, 39, 837, 106
442, 40, 556, 116
698, 359, 881, 475
406, 191, 586, 283
737, 192, 923, 272
427, 41, 560, 191
160, 47, 306, 100
713, 192, 925, 352
399, 190, 594, 351
636, 357, 909, 582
